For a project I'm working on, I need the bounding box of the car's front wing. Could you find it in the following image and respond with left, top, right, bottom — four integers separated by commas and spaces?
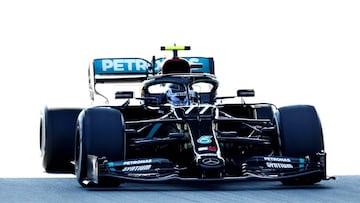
84, 154, 333, 185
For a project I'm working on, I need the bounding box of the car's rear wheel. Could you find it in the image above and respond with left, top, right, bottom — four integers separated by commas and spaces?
40, 107, 82, 172
276, 105, 325, 185
75, 107, 125, 188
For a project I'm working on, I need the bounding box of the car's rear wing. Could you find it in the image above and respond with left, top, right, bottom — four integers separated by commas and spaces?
88, 57, 215, 102
89, 57, 214, 85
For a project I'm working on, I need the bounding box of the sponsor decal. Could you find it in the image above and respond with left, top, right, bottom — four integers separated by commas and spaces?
208, 146, 217, 151
266, 162, 293, 169
101, 59, 148, 72
123, 159, 152, 166
154, 57, 213, 74
201, 158, 220, 166
122, 164, 152, 172
128, 173, 158, 177
198, 147, 208, 151
94, 58, 150, 74
198, 146, 217, 152
263, 157, 291, 163
197, 135, 212, 144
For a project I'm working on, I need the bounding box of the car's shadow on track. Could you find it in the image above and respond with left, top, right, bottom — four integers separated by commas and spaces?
0, 176, 333, 192
1, 176, 344, 202
86, 180, 332, 192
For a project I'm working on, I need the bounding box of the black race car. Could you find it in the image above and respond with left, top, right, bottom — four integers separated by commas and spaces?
40, 46, 333, 187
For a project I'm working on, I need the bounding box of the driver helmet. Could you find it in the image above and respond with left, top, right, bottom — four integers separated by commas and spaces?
166, 83, 188, 105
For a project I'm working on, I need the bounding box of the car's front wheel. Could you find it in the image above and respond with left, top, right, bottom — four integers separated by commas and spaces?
276, 105, 325, 185
75, 107, 125, 187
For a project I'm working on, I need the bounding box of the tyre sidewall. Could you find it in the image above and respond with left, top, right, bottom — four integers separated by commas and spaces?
41, 107, 82, 172
276, 105, 324, 157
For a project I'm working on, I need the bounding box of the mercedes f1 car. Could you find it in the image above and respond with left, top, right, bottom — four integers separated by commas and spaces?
40, 46, 333, 188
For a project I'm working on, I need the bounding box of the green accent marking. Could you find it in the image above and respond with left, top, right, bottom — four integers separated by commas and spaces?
147, 123, 162, 138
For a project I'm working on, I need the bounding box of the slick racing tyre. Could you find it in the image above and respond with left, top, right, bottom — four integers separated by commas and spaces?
75, 107, 125, 188
40, 107, 82, 172
276, 105, 324, 185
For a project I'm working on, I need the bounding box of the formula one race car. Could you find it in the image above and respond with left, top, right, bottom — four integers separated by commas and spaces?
40, 46, 333, 188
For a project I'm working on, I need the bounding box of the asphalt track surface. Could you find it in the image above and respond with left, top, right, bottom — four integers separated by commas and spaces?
0, 175, 358, 203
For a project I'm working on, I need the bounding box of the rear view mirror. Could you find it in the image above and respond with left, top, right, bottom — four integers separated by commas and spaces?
115, 91, 134, 99
237, 89, 255, 97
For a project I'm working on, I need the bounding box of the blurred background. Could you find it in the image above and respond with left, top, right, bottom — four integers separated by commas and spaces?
0, 0, 359, 177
